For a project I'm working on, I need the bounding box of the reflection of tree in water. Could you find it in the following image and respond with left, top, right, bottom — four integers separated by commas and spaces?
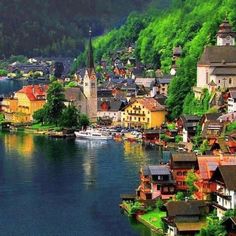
34, 136, 80, 161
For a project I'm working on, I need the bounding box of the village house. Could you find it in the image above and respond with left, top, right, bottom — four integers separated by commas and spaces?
170, 46, 182, 76
193, 19, 236, 99
194, 155, 236, 201
200, 113, 222, 130
64, 87, 87, 114
170, 153, 198, 191
2, 85, 48, 123
221, 217, 236, 235
97, 98, 125, 126
121, 97, 166, 129
176, 115, 201, 142
156, 75, 173, 96
228, 89, 236, 113
137, 165, 175, 201
201, 120, 225, 146
211, 165, 236, 219
162, 200, 208, 236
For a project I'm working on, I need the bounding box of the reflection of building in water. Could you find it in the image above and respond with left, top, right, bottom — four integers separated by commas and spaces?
76, 140, 108, 188
4, 134, 34, 158
123, 141, 148, 165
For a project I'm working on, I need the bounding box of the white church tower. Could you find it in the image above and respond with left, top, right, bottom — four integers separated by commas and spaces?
217, 19, 236, 46
83, 29, 97, 122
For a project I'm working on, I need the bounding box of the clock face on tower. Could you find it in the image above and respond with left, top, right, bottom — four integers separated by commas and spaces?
90, 74, 96, 80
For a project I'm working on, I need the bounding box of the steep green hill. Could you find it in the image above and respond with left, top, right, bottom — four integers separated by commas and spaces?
82, 0, 236, 118
0, 0, 153, 57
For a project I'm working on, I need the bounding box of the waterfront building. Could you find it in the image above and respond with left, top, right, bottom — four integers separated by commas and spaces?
162, 200, 208, 236
63, 30, 97, 122
137, 165, 175, 201
121, 97, 166, 129
211, 165, 236, 219
83, 29, 97, 122
97, 99, 125, 126
2, 84, 48, 123
170, 153, 197, 191
194, 155, 236, 201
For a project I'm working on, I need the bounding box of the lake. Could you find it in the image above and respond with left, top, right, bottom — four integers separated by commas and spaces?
0, 79, 164, 235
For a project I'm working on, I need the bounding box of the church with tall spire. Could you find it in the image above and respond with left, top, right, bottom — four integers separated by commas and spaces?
83, 28, 97, 122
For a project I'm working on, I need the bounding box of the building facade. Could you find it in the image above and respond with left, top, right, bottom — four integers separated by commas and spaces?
121, 98, 166, 129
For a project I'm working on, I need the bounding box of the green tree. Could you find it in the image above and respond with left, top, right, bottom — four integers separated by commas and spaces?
79, 113, 90, 129
0, 69, 8, 76
199, 211, 226, 236
44, 81, 65, 125
33, 108, 46, 124
175, 191, 185, 201
185, 169, 198, 196
59, 104, 79, 128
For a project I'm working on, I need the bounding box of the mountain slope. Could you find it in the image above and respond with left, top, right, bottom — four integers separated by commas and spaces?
0, 0, 152, 57
85, 0, 236, 118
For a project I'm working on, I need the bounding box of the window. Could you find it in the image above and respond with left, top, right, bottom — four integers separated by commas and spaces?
158, 176, 162, 180
143, 118, 145, 121
163, 187, 169, 193
177, 171, 182, 176
183, 171, 187, 176
177, 181, 182, 186
85, 82, 88, 86
229, 78, 232, 84
138, 117, 140, 122
147, 118, 150, 122
170, 187, 175, 193
91, 82, 95, 88
218, 80, 221, 84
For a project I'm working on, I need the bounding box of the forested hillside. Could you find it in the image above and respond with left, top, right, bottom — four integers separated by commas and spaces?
0, 0, 153, 57
81, 0, 236, 118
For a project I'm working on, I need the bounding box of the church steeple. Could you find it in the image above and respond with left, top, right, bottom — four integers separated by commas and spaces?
217, 19, 236, 46
87, 28, 95, 74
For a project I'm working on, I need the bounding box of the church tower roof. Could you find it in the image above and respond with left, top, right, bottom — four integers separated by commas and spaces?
86, 28, 95, 75
217, 19, 236, 38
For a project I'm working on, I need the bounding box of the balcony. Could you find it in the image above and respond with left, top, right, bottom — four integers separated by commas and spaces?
212, 201, 228, 211
215, 188, 231, 200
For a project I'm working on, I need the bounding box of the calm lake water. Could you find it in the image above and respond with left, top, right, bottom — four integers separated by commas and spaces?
0, 79, 165, 235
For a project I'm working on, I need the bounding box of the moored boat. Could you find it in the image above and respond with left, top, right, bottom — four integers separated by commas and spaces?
74, 129, 112, 140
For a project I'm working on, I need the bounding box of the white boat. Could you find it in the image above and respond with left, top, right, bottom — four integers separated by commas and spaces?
74, 129, 113, 140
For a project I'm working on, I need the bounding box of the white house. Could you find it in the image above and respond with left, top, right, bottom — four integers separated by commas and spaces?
211, 165, 236, 219
228, 90, 236, 113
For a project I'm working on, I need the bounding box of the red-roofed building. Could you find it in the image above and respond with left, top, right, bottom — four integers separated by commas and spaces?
2, 85, 48, 123
194, 155, 236, 200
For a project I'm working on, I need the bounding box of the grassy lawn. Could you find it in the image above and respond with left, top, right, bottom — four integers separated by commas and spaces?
30, 123, 57, 131
139, 208, 166, 229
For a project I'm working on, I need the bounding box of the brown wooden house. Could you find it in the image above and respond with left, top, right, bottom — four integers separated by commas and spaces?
170, 153, 198, 191
137, 165, 175, 201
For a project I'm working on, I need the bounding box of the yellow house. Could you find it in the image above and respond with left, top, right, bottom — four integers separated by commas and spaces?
121, 97, 166, 129
2, 85, 48, 123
